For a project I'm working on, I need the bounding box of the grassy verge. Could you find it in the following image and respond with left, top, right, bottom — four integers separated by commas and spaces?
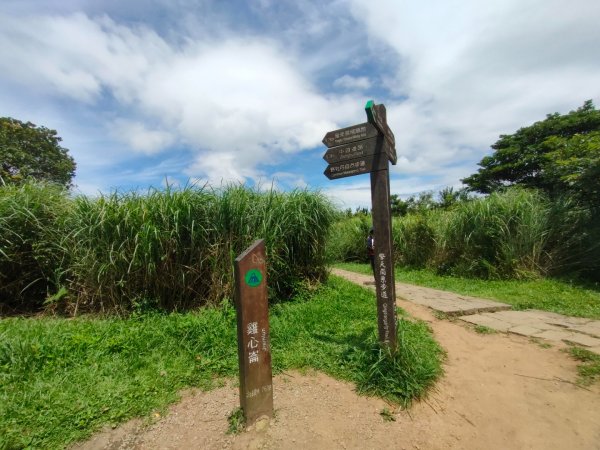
0, 276, 443, 449
334, 263, 600, 319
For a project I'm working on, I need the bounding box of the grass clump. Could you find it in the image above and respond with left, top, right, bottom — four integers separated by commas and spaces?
344, 319, 444, 406
0, 276, 443, 449
474, 325, 496, 334
269, 277, 444, 407
567, 347, 600, 386
226, 407, 245, 434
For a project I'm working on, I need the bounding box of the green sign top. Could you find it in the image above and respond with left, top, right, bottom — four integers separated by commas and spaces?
365, 100, 375, 122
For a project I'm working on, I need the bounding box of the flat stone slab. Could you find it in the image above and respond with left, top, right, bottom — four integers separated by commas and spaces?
394, 283, 512, 316
331, 268, 600, 355
460, 310, 600, 353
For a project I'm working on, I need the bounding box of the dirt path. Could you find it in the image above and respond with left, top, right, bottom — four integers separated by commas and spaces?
77, 273, 600, 450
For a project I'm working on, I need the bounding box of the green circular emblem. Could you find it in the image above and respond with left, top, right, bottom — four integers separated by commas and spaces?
245, 269, 263, 287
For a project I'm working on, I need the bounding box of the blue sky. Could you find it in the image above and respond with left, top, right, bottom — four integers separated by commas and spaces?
1, 0, 599, 209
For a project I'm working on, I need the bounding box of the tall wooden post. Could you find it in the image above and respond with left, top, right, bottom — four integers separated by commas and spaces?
323, 100, 398, 351
370, 147, 397, 350
234, 239, 273, 425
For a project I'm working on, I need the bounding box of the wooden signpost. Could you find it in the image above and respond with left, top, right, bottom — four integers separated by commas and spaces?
323, 101, 398, 351
234, 239, 273, 425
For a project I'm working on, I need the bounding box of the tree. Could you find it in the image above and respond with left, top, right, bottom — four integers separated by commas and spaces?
0, 117, 76, 188
390, 194, 408, 216
463, 100, 600, 196
542, 131, 600, 206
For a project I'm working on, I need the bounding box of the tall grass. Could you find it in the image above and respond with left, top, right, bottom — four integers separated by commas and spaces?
0, 182, 336, 314
392, 213, 438, 268
437, 189, 552, 278
326, 215, 371, 263
329, 188, 600, 280
0, 182, 70, 312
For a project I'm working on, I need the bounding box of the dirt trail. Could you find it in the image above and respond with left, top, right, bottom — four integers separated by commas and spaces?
77, 272, 600, 450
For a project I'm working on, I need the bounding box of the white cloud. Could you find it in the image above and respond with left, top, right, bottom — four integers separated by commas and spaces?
112, 120, 175, 154
2, 1, 599, 199
333, 75, 371, 90
349, 0, 600, 181
0, 12, 359, 185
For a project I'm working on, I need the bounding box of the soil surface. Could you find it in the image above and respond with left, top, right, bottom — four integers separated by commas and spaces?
76, 272, 600, 450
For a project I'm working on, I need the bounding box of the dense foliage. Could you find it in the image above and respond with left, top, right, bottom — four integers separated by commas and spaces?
0, 118, 76, 188
0, 182, 335, 314
463, 100, 600, 207
329, 188, 599, 281
0, 182, 70, 311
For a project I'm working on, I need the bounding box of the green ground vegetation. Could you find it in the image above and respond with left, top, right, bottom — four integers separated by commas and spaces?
335, 263, 600, 319
567, 347, 600, 386
0, 276, 443, 449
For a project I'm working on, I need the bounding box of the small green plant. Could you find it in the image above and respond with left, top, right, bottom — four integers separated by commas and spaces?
529, 337, 552, 349
379, 407, 396, 422
474, 325, 496, 334
433, 311, 451, 321
227, 407, 245, 434
567, 347, 600, 386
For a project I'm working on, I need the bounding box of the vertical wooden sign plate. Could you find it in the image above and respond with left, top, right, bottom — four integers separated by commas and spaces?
370, 142, 398, 351
234, 239, 273, 425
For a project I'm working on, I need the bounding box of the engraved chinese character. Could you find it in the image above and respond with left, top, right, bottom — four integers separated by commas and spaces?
247, 388, 260, 398
248, 351, 259, 364
247, 322, 258, 335
247, 336, 259, 349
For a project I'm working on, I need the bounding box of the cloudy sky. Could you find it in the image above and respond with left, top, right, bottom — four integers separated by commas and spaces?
1, 0, 599, 209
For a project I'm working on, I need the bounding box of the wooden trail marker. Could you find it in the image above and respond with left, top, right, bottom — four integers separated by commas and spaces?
322, 122, 379, 148
322, 101, 398, 351
323, 142, 388, 180
234, 239, 273, 424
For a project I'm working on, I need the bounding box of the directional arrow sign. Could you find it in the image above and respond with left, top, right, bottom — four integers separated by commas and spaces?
322, 122, 379, 148
365, 101, 397, 165
323, 136, 379, 164
323, 136, 396, 165
324, 151, 388, 180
